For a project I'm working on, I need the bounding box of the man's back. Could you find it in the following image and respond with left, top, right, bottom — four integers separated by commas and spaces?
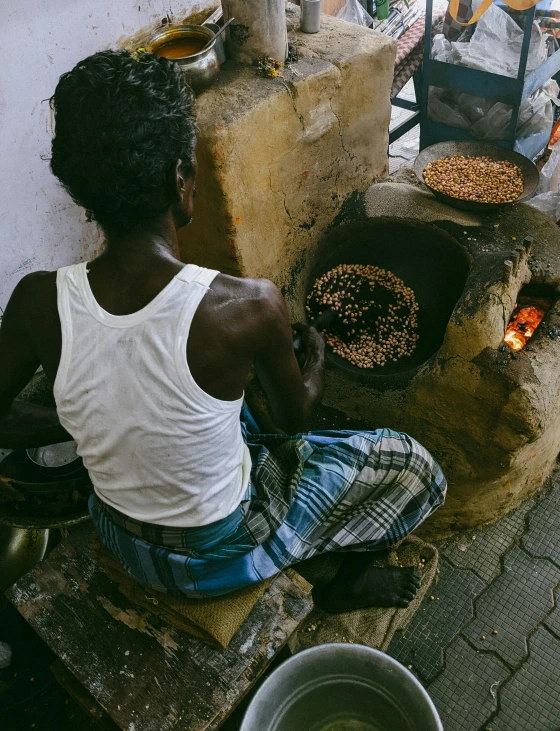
2, 249, 321, 438
52, 262, 251, 526
0, 48, 442, 609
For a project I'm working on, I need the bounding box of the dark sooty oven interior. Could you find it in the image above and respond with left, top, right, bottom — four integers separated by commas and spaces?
514, 282, 557, 309
306, 218, 471, 382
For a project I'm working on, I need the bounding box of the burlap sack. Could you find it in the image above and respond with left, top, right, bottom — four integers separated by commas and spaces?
289, 535, 438, 653
94, 540, 267, 648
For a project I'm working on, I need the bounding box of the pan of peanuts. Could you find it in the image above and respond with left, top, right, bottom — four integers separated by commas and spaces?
306, 263, 422, 373
414, 141, 539, 212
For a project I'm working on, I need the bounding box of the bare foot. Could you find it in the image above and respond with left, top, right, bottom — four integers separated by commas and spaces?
317, 555, 422, 613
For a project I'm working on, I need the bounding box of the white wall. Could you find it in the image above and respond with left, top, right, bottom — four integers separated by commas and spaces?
0, 0, 215, 313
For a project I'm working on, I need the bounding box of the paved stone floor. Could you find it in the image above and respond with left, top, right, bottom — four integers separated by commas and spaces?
387, 465, 560, 731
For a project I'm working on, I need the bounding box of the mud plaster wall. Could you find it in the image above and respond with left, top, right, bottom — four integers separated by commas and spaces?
182, 8, 396, 294
306, 180, 560, 538
0, 0, 216, 314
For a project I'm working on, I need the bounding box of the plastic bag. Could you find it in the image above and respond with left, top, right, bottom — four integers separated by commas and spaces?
428, 3, 559, 152
429, 83, 557, 144
526, 142, 560, 220
336, 0, 374, 26
427, 88, 471, 131
432, 34, 454, 63
449, 3, 547, 78
537, 138, 560, 194
526, 190, 560, 219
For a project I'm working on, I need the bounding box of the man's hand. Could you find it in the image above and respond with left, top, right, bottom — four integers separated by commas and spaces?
253, 282, 325, 434
292, 323, 325, 371
0, 401, 71, 449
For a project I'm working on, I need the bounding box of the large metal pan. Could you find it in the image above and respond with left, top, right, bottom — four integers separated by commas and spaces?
414, 140, 539, 212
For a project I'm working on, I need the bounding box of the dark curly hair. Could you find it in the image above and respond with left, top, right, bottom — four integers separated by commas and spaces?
50, 50, 196, 233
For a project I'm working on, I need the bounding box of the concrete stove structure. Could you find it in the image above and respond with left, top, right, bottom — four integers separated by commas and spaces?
182, 8, 560, 537
184, 6, 396, 280
294, 182, 560, 538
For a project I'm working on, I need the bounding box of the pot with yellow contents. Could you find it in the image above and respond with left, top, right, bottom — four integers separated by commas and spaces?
147, 25, 220, 93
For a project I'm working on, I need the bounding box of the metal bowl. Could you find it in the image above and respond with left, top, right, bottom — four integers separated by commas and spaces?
147, 24, 220, 93
414, 140, 539, 212
0, 449, 91, 526
240, 643, 443, 731
0, 525, 49, 594
26, 441, 82, 478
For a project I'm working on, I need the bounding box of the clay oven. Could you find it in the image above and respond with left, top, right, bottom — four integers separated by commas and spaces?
186, 9, 560, 538
293, 184, 560, 538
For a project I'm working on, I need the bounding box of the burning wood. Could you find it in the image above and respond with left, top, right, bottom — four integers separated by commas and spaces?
306, 264, 420, 369
503, 300, 547, 351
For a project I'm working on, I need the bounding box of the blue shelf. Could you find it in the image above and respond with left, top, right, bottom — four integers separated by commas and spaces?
420, 0, 560, 155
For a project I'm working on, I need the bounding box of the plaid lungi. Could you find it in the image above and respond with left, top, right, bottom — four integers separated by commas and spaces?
89, 406, 446, 598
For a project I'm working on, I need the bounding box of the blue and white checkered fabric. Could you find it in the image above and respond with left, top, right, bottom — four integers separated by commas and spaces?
90, 405, 446, 598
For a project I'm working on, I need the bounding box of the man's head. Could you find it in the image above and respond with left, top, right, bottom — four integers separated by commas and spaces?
50, 50, 197, 234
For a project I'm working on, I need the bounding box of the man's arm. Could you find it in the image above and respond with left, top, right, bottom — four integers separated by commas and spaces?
0, 274, 70, 448
253, 281, 324, 434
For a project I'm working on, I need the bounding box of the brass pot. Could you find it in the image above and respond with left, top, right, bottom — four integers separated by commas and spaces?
147, 25, 220, 93
0, 525, 49, 594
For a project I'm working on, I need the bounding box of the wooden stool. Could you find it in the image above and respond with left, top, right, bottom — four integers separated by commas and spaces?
7, 524, 313, 731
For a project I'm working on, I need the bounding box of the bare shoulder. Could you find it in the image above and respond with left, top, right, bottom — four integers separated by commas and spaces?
206, 274, 290, 344
212, 274, 284, 310
212, 273, 279, 297
4, 271, 57, 326
10, 270, 57, 296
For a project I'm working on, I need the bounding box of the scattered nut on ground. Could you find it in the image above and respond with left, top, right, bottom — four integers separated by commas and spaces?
423, 155, 524, 204
307, 263, 420, 369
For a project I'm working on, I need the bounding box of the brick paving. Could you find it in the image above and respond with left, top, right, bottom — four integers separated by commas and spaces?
387, 466, 560, 731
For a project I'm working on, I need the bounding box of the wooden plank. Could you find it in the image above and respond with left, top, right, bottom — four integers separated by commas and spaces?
8, 524, 313, 731
51, 660, 120, 731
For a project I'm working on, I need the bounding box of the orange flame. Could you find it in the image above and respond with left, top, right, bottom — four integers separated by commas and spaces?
504, 305, 546, 351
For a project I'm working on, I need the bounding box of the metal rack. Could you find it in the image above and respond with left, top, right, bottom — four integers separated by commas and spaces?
390, 74, 422, 144
419, 0, 560, 153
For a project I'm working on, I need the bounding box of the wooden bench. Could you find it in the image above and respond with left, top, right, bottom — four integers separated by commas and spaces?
7, 524, 313, 731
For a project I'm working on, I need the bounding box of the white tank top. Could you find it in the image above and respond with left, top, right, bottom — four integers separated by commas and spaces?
54, 262, 251, 527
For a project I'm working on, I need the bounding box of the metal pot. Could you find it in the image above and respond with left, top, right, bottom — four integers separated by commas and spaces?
0, 525, 49, 595
26, 441, 83, 478
147, 25, 220, 93
240, 644, 443, 731
202, 22, 226, 64
0, 448, 91, 524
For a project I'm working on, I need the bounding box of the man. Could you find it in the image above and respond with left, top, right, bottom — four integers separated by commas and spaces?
0, 50, 446, 609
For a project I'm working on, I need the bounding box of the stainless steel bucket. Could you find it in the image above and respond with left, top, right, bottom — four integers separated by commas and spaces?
240, 644, 443, 731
